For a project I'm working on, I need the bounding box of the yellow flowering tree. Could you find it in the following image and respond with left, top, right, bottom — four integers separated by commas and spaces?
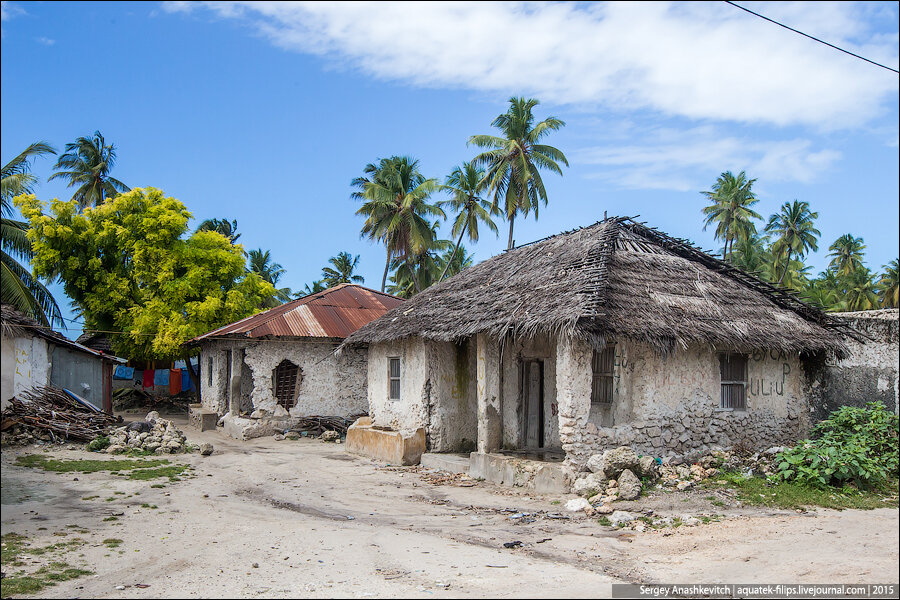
15, 187, 274, 361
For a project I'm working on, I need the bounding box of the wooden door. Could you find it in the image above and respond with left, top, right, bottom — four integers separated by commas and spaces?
523, 360, 544, 448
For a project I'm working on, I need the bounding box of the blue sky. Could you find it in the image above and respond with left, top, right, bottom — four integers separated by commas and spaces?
2, 1, 898, 337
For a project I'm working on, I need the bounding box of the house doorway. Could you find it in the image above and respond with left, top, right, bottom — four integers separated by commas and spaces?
522, 359, 544, 449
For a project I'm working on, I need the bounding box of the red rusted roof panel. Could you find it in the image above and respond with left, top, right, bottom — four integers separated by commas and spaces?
188, 284, 403, 343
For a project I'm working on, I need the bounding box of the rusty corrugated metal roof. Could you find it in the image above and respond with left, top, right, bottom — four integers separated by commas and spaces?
187, 284, 403, 344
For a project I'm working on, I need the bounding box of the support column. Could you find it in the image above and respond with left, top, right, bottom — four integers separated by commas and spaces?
476, 333, 502, 453
229, 347, 243, 415
555, 334, 593, 465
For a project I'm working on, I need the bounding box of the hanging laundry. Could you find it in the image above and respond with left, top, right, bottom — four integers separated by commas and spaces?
169, 369, 180, 395
113, 366, 134, 380
154, 369, 169, 387
181, 368, 193, 392
143, 369, 154, 388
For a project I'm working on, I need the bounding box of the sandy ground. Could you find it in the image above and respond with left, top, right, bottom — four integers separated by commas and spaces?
2, 420, 898, 599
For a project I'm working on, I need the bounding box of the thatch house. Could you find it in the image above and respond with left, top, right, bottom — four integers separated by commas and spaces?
342, 218, 849, 471
185, 284, 402, 439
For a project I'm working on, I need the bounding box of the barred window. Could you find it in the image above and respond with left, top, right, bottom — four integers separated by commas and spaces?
719, 353, 748, 410
591, 345, 616, 404
388, 357, 401, 400
273, 360, 300, 409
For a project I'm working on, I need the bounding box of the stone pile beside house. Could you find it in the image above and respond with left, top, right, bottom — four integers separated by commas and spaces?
104, 411, 210, 455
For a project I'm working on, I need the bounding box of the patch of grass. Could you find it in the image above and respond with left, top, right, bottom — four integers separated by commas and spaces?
102, 516, 119, 522
114, 491, 126, 495
140, 503, 158, 509
16, 454, 170, 474
0, 535, 93, 597
711, 499, 726, 507
671, 517, 684, 528
699, 514, 723, 524
128, 465, 187, 481
81, 495, 99, 501
102, 538, 123, 548
597, 516, 611, 526
150, 483, 166, 489
550, 500, 561, 505
707, 471, 899, 510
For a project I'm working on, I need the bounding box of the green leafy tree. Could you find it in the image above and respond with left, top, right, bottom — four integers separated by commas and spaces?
764, 200, 820, 285
48, 131, 129, 208
436, 162, 498, 282
828, 234, 866, 276
248, 248, 292, 305
354, 156, 444, 293
387, 236, 455, 299
877, 259, 899, 308
470, 97, 568, 250
196, 218, 241, 243
321, 251, 364, 288
701, 171, 761, 261
2, 142, 64, 327
15, 187, 274, 361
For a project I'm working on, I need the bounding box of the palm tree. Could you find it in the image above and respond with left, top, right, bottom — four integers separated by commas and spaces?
321, 252, 365, 288
436, 162, 498, 282
701, 171, 761, 261
828, 234, 866, 276
877, 259, 899, 308
196, 218, 241, 243
729, 232, 773, 279
386, 234, 454, 299
295, 280, 326, 298
247, 248, 291, 304
843, 268, 879, 311
2, 142, 64, 328
470, 97, 568, 250
764, 200, 820, 285
49, 131, 129, 208
354, 156, 444, 293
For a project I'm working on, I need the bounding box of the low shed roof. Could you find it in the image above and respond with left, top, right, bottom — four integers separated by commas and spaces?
186, 284, 403, 345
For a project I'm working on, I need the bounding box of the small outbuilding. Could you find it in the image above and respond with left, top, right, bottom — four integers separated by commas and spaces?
186, 284, 403, 438
1, 304, 124, 412
342, 217, 851, 479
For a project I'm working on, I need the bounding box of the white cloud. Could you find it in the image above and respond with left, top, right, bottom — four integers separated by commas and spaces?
35, 36, 54, 45
163, 1, 899, 129
1, 1, 25, 22
575, 126, 842, 191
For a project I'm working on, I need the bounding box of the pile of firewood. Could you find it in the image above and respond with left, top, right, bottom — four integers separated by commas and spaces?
290, 414, 365, 437
1, 385, 120, 443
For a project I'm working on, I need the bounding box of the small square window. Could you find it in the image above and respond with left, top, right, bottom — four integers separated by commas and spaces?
591, 344, 616, 404
388, 357, 401, 400
719, 353, 748, 410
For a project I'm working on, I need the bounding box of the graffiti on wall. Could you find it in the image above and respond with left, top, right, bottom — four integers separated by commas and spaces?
15, 346, 31, 380
748, 352, 792, 397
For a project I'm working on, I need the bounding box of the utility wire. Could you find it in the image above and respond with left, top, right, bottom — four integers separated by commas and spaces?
723, 0, 899, 74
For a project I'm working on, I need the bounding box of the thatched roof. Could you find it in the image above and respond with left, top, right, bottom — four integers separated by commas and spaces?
343, 218, 848, 355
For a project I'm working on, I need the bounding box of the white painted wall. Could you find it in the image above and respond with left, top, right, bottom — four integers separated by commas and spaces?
1, 333, 51, 409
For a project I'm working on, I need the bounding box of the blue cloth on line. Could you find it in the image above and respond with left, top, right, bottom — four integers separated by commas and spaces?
154, 369, 169, 386
113, 366, 135, 380
181, 368, 192, 391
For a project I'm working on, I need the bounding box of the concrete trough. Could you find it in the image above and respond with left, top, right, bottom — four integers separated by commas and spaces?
345, 417, 425, 465
468, 452, 569, 494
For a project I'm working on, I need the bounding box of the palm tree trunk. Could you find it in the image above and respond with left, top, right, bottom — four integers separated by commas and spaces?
408, 258, 423, 295
438, 228, 466, 283
381, 248, 391, 293
777, 250, 791, 285
507, 212, 516, 250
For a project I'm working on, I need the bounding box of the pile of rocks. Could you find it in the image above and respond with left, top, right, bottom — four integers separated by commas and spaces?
571, 446, 657, 514
104, 411, 203, 455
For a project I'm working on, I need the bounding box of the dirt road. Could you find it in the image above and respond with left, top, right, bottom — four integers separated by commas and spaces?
2, 426, 897, 598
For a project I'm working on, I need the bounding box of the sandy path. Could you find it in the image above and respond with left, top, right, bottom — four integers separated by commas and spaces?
2, 428, 897, 598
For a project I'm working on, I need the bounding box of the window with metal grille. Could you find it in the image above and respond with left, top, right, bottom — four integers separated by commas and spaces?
719, 353, 748, 410
591, 345, 616, 404
273, 360, 299, 409
388, 357, 401, 400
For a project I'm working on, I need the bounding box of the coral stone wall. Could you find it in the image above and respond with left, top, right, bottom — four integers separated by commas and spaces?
817, 310, 899, 420
556, 336, 810, 470
199, 339, 368, 417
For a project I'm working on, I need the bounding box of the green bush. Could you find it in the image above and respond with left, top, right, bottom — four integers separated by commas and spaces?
86, 436, 111, 452
773, 402, 899, 489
